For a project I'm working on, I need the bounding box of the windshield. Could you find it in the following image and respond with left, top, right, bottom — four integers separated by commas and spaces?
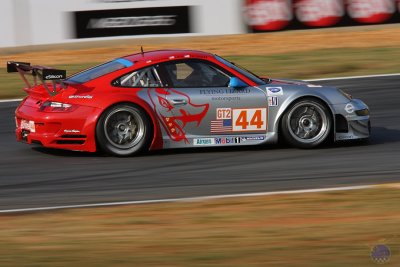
214, 55, 267, 85
67, 58, 133, 84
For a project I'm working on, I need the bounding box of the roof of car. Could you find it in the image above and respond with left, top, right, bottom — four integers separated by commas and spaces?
122, 49, 213, 64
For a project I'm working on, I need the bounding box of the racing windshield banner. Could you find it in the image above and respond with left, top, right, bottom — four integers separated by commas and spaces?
74, 6, 191, 38
244, 0, 400, 32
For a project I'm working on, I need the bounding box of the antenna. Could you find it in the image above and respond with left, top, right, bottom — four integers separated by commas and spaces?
140, 46, 144, 56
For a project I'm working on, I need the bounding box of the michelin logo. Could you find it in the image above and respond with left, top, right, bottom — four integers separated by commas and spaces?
241, 136, 265, 142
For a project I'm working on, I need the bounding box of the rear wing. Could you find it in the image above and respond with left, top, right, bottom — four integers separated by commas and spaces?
7, 61, 67, 96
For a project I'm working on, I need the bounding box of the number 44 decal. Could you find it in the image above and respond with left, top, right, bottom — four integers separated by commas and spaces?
233, 108, 267, 131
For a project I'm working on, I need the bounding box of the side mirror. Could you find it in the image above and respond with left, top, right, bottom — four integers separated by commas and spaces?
228, 77, 247, 88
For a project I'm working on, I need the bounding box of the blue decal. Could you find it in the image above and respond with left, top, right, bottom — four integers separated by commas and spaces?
115, 58, 134, 67
268, 87, 281, 93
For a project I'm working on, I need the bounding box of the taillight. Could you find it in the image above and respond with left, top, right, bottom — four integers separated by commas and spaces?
39, 101, 77, 112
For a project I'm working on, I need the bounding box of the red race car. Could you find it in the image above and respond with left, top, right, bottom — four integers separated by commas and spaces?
9, 49, 370, 156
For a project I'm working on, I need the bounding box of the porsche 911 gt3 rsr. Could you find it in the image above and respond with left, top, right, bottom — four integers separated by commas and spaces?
8, 49, 370, 156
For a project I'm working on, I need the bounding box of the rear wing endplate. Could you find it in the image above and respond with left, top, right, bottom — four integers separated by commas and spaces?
7, 61, 67, 96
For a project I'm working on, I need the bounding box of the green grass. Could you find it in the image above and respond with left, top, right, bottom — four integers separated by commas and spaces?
1, 46, 400, 99
0, 186, 400, 266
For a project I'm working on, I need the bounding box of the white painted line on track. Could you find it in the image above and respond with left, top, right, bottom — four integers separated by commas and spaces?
1, 73, 400, 103
0, 184, 375, 214
0, 98, 22, 103
305, 73, 400, 82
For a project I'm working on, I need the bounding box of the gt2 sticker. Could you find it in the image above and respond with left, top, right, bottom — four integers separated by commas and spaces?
216, 108, 232, 119
211, 108, 267, 133
266, 87, 283, 96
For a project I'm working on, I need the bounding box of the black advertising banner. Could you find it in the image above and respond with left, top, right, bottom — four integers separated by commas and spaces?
244, 0, 400, 32
74, 6, 190, 38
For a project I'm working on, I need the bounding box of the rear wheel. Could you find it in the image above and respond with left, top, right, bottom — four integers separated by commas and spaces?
281, 99, 332, 148
96, 104, 152, 156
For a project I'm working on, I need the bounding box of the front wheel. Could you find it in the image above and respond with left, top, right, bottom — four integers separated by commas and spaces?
281, 99, 332, 148
96, 104, 152, 156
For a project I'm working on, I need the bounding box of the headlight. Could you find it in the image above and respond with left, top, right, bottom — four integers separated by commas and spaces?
339, 89, 352, 100
355, 108, 369, 116
39, 101, 77, 112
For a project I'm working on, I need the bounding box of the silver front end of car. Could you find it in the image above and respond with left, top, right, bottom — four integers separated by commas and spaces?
332, 98, 371, 141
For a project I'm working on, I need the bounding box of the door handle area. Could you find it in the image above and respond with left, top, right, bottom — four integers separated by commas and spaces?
170, 99, 188, 106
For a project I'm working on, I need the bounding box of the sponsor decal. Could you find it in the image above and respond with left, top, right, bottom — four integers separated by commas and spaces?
200, 88, 251, 95
21, 120, 35, 133
241, 136, 266, 141
45, 74, 64, 80
215, 137, 241, 144
345, 103, 355, 113
42, 69, 66, 80
294, 0, 344, 27
68, 95, 93, 99
74, 6, 190, 38
268, 96, 278, 106
87, 15, 177, 29
211, 96, 241, 101
63, 129, 80, 133
347, 0, 395, 24
244, 0, 292, 31
337, 134, 356, 140
266, 87, 283, 96
345, 114, 357, 119
216, 108, 232, 120
193, 138, 215, 146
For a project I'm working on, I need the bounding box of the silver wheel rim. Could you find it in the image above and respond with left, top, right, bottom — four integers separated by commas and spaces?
287, 102, 329, 144
104, 108, 145, 149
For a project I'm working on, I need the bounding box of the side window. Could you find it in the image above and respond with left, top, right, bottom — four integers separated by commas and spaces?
114, 66, 163, 87
164, 61, 230, 88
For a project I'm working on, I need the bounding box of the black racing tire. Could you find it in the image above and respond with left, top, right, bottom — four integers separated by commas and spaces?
96, 104, 152, 156
281, 98, 332, 148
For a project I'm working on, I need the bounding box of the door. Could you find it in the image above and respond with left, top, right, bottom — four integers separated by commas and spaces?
160, 59, 268, 147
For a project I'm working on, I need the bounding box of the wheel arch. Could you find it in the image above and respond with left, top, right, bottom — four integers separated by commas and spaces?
275, 95, 335, 143
95, 98, 163, 152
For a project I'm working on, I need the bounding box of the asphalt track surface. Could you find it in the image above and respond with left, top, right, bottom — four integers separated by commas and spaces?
1, 75, 399, 210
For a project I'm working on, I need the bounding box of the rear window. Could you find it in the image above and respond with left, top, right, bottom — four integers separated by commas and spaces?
67, 58, 133, 84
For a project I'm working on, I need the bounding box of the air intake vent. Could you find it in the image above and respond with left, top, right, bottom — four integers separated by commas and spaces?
335, 114, 348, 133
61, 135, 87, 138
